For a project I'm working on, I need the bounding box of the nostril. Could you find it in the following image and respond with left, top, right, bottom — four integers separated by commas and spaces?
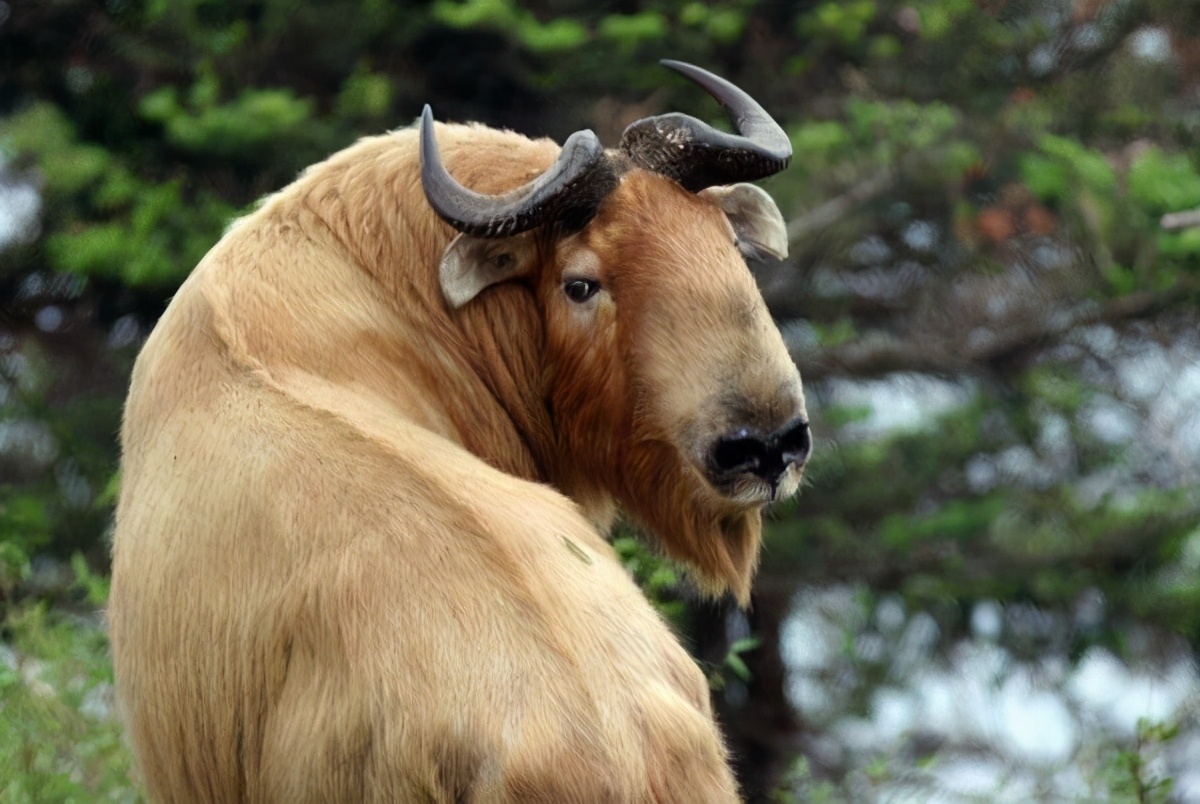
773, 418, 812, 466
710, 432, 768, 476
709, 420, 811, 487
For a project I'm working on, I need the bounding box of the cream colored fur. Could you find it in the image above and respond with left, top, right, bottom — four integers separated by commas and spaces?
110, 121, 804, 803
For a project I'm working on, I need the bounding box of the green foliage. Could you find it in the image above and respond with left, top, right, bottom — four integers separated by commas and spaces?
1, 105, 110, 198
1023, 364, 1091, 412
915, 0, 975, 41
846, 98, 959, 157
771, 756, 839, 803
878, 494, 1007, 550
812, 317, 858, 348
70, 554, 110, 609
432, 0, 587, 53
431, 0, 523, 30
46, 180, 235, 287
140, 81, 315, 159
613, 534, 685, 624
724, 638, 757, 681
1128, 147, 1200, 214
678, 4, 746, 45
789, 121, 851, 161
797, 1, 878, 48
597, 12, 669, 49
1, 601, 142, 802
1, 103, 237, 288
0, 493, 49, 598
1096, 719, 1180, 804
427, 0, 756, 58
1021, 135, 1116, 202
336, 68, 395, 122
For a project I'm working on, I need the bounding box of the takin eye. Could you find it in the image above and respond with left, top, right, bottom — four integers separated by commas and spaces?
563, 278, 601, 303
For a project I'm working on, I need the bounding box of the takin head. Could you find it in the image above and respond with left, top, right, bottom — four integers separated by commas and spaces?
423, 61, 810, 603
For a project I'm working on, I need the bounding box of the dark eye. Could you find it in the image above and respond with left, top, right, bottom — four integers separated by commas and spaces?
563, 278, 601, 303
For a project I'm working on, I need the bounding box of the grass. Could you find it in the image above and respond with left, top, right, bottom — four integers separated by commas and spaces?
1, 601, 143, 802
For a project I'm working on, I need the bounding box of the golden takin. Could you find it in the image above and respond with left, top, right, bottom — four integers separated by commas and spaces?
110, 60, 811, 803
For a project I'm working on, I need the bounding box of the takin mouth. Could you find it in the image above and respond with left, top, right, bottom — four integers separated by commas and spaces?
705, 463, 803, 507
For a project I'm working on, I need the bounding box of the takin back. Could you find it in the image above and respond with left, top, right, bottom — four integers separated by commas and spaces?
110, 61, 812, 803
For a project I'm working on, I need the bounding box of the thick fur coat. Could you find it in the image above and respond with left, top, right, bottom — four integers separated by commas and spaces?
110, 121, 805, 803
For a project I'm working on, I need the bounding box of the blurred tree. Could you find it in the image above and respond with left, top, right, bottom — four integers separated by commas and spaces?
2, 0, 1199, 800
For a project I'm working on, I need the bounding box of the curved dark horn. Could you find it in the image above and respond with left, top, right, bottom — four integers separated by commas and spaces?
619, 60, 792, 193
420, 106, 617, 239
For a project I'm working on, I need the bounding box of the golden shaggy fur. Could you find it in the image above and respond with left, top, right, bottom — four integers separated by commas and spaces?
110, 121, 805, 803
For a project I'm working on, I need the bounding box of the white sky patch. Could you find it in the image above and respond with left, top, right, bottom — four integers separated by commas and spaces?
901, 220, 937, 253
0, 165, 42, 250
1104, 661, 1199, 737
870, 686, 917, 744
813, 331, 1200, 487
1072, 22, 1103, 51
1077, 324, 1118, 359
1117, 339, 1200, 479
0, 420, 58, 468
824, 374, 976, 438
34, 305, 64, 333
971, 600, 1004, 641
1117, 345, 1172, 400
849, 234, 892, 266
783, 587, 1200, 799
932, 757, 1010, 798
999, 668, 1079, 765
1028, 43, 1058, 76
1128, 26, 1172, 63
1080, 398, 1139, 445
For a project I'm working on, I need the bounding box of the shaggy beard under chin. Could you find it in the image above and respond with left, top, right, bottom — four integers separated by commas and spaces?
618, 443, 764, 606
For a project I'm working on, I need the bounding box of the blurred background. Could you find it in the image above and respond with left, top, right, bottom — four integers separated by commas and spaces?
2, 0, 1200, 800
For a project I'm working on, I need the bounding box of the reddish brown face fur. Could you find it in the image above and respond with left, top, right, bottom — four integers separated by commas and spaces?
533, 170, 809, 601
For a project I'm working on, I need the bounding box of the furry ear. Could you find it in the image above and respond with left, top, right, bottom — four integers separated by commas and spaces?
439, 233, 538, 308
702, 183, 789, 262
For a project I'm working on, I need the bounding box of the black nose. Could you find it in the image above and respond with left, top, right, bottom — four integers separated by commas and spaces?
709, 417, 811, 486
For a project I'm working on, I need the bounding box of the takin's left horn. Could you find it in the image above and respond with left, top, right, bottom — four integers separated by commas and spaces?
420, 105, 618, 238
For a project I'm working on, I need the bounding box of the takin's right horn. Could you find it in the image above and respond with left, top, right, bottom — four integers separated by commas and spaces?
619, 60, 792, 193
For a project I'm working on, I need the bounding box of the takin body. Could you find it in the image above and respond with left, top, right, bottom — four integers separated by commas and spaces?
110, 62, 810, 803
